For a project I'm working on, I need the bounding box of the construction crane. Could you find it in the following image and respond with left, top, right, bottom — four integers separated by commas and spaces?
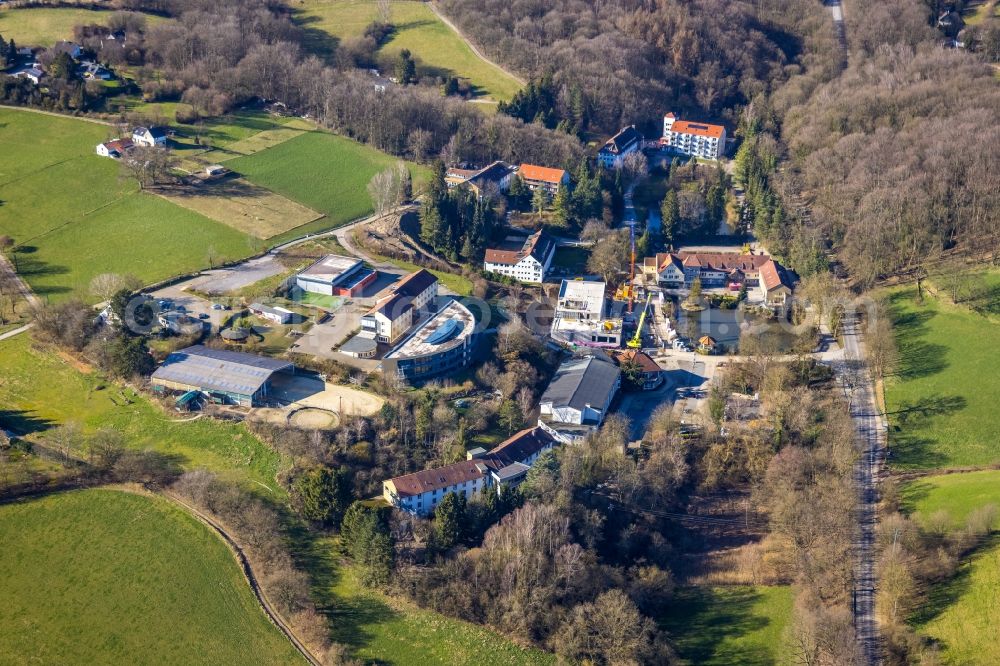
627, 293, 652, 349
614, 221, 638, 312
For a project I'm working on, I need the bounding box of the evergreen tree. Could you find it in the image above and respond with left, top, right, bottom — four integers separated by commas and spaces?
552, 183, 572, 227
395, 49, 415, 84
637, 227, 652, 259
434, 492, 467, 550
660, 190, 679, 246
292, 466, 354, 528
507, 174, 527, 210
341, 502, 394, 585
498, 398, 524, 434
531, 186, 548, 217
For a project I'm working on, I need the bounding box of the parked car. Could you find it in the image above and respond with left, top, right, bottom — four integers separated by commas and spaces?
198, 313, 210, 320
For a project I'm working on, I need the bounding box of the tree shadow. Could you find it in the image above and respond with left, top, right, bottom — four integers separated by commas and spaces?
0, 409, 54, 438
10, 248, 70, 297
966, 282, 1000, 318
909, 533, 999, 630
284, 521, 403, 659
887, 294, 948, 381
660, 586, 777, 665
291, 13, 341, 64
887, 393, 966, 469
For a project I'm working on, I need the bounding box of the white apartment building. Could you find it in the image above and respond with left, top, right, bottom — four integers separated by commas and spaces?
662, 113, 726, 161
483, 230, 556, 284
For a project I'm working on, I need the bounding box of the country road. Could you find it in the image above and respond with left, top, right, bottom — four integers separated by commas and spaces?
839, 312, 886, 664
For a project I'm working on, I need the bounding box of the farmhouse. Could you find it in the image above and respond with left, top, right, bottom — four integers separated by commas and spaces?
151, 345, 294, 407
383, 426, 557, 516
612, 349, 664, 390
661, 113, 727, 161
249, 302, 294, 324
295, 254, 375, 297
360, 269, 438, 343
598, 125, 643, 169
551, 279, 622, 347
381, 297, 477, 383
517, 164, 570, 194
483, 230, 556, 284
759, 259, 795, 306
132, 126, 168, 147
95, 137, 134, 159
538, 355, 621, 442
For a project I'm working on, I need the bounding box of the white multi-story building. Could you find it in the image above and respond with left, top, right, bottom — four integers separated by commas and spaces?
483, 230, 556, 284
360, 269, 438, 343
383, 427, 557, 516
598, 125, 643, 169
661, 113, 726, 161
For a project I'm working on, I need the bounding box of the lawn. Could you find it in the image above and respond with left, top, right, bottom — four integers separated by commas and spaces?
899, 470, 1000, 663
227, 131, 429, 242
0, 489, 303, 664
0, 107, 255, 301
310, 539, 554, 665
0, 6, 168, 46
900, 470, 1000, 529
660, 586, 794, 666
0, 334, 282, 490
884, 285, 1000, 469
293, 0, 522, 101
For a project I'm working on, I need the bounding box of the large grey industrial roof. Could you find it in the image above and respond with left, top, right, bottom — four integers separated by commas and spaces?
540, 356, 620, 414
151, 345, 292, 396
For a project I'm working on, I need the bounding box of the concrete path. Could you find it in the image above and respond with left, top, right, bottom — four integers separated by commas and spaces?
0, 323, 33, 342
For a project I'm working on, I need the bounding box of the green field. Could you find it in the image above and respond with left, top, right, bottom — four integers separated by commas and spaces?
884, 285, 1000, 469
312, 540, 553, 665
293, 0, 522, 101
227, 131, 429, 242
0, 6, 168, 46
0, 108, 254, 301
901, 470, 1000, 529
0, 334, 281, 490
0, 489, 303, 664
900, 470, 1000, 662
660, 586, 794, 665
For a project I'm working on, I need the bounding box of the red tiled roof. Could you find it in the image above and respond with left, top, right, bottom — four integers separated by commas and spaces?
760, 259, 793, 291
518, 164, 567, 185
670, 120, 725, 140
612, 349, 662, 374
387, 427, 555, 497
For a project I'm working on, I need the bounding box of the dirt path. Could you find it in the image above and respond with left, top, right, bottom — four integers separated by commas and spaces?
426, 2, 526, 87
0, 253, 41, 309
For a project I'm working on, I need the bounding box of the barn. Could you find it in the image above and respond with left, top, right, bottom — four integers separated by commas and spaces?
150, 345, 294, 407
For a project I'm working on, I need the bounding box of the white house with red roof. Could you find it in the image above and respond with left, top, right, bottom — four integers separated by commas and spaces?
483, 230, 556, 283
662, 113, 726, 160
517, 164, 570, 194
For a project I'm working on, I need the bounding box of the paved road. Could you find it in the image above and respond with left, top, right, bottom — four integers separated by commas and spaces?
825, 0, 849, 57
839, 313, 885, 664
0, 323, 34, 342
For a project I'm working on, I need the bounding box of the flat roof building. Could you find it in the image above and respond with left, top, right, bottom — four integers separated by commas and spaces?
150, 345, 294, 407
296, 254, 375, 297
661, 113, 727, 161
381, 298, 477, 383
551, 280, 622, 348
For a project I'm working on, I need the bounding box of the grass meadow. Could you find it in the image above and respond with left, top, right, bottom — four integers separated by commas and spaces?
303, 536, 554, 665
227, 131, 430, 242
883, 284, 1000, 469
0, 108, 254, 301
659, 585, 794, 665
899, 470, 1000, 662
0, 334, 282, 490
0, 6, 168, 46
0, 489, 304, 664
293, 0, 522, 101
